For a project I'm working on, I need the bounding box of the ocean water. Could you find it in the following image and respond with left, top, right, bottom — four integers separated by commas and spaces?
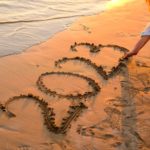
0, 0, 110, 57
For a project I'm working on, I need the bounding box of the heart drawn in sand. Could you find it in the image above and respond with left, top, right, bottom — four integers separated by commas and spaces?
0, 42, 129, 136
55, 42, 129, 80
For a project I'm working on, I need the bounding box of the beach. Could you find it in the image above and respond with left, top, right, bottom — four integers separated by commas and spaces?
0, 0, 150, 149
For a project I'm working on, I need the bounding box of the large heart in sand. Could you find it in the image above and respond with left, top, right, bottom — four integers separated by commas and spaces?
0, 42, 129, 136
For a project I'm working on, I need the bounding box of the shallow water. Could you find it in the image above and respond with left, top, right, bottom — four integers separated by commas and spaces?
0, 0, 110, 57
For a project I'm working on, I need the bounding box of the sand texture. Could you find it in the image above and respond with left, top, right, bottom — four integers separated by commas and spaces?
0, 0, 150, 149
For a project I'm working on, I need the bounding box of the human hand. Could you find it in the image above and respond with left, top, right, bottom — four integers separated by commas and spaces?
123, 51, 137, 59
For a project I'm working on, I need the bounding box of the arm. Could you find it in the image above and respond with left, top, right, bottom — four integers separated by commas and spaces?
124, 36, 150, 58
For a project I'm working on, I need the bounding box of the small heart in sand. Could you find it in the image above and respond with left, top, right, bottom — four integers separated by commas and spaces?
70, 42, 129, 79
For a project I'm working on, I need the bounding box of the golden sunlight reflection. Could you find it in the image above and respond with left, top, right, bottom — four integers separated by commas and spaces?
107, 0, 132, 9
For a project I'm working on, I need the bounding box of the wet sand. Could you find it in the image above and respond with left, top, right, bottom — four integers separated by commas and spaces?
0, 0, 150, 149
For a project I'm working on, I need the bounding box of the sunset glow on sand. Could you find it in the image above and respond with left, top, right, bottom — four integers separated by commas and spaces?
107, 0, 132, 9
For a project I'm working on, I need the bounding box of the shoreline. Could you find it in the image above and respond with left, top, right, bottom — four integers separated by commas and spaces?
0, 0, 135, 59
0, 0, 108, 58
0, 0, 149, 60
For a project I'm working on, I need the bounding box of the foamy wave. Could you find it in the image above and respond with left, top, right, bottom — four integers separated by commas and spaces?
0, 14, 85, 25
0, 0, 109, 57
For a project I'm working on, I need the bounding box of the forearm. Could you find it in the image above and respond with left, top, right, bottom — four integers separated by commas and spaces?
131, 36, 150, 54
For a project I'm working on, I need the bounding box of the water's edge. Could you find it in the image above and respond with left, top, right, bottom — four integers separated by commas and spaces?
0, 0, 110, 58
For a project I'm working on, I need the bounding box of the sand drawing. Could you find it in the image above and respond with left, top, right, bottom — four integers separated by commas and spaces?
36, 71, 100, 99
70, 42, 128, 54
4, 94, 87, 134
0, 42, 129, 135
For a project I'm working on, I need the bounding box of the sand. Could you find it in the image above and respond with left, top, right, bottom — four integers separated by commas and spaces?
0, 0, 150, 149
